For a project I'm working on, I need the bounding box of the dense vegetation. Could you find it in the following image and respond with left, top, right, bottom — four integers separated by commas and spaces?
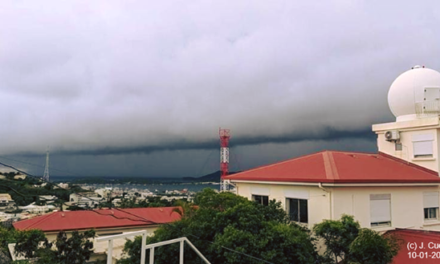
9, 227, 97, 264
0, 172, 84, 206
118, 189, 402, 264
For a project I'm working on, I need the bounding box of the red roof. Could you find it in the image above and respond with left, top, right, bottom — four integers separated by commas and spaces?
224, 151, 440, 184
386, 229, 440, 264
13, 207, 182, 232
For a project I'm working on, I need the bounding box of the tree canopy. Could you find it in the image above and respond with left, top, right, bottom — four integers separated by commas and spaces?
313, 215, 402, 264
14, 229, 96, 264
118, 188, 319, 264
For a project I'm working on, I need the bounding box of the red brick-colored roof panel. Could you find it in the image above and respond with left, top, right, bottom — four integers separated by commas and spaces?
386, 229, 440, 264
224, 151, 440, 184
13, 207, 181, 232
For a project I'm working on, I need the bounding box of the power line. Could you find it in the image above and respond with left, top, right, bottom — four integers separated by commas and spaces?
0, 155, 85, 177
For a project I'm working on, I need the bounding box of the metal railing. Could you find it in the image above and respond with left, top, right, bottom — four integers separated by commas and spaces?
96, 230, 147, 264
145, 237, 210, 264
96, 231, 210, 264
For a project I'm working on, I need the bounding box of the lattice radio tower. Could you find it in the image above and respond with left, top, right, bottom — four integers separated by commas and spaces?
219, 128, 230, 192
43, 147, 50, 182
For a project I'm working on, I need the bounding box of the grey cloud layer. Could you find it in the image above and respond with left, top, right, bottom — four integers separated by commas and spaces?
0, 0, 439, 156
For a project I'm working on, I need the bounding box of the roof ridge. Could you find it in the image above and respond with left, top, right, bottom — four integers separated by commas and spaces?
322, 151, 339, 180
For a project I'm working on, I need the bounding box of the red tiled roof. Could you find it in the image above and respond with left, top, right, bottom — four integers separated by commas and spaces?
386, 229, 440, 264
224, 151, 440, 184
13, 207, 182, 232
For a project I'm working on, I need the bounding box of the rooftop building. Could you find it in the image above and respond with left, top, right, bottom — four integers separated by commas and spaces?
225, 66, 440, 232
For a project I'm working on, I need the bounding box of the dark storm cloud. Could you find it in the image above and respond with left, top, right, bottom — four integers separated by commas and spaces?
0, 0, 439, 162
16, 126, 373, 156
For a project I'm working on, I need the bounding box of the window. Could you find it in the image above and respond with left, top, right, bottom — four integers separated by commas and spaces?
286, 198, 308, 223
395, 142, 402, 151
370, 194, 391, 227
412, 134, 434, 158
424, 192, 439, 221
253, 195, 268, 206
425, 208, 438, 220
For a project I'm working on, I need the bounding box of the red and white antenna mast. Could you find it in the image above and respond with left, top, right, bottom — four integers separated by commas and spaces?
219, 128, 230, 192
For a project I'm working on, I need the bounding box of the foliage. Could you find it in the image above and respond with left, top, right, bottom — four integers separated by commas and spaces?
0, 227, 24, 253
14, 229, 48, 259
0, 177, 84, 206
118, 188, 318, 264
115, 196, 186, 209
14, 229, 96, 264
313, 215, 360, 263
314, 215, 401, 264
350, 229, 402, 264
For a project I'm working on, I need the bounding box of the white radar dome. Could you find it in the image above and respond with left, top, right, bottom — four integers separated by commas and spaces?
388, 66, 440, 121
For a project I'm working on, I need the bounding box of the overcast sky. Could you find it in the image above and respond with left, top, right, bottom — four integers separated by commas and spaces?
0, 1, 439, 177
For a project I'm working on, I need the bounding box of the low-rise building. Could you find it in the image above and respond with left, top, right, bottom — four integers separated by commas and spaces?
13, 174, 26, 180
0, 194, 13, 207
38, 195, 57, 204
13, 207, 182, 262
69, 192, 99, 204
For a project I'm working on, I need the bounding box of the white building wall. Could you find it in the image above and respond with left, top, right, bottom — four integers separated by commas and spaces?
373, 117, 440, 173
235, 182, 330, 227
235, 182, 440, 231
332, 186, 440, 231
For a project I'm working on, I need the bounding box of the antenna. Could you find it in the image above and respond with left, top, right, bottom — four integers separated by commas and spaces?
43, 147, 50, 182
219, 128, 230, 192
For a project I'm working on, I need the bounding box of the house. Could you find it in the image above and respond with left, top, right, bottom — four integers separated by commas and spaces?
13, 174, 26, 180
0, 194, 15, 212
13, 207, 182, 262
19, 203, 55, 214
38, 195, 57, 204
77, 197, 104, 208
0, 194, 13, 207
224, 66, 440, 232
69, 192, 99, 203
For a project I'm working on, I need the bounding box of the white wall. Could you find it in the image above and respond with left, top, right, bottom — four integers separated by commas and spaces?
236, 182, 329, 227
332, 186, 440, 231
235, 182, 440, 231
373, 117, 440, 173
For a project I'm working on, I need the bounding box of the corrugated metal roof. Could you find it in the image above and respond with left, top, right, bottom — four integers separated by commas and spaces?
13, 207, 182, 232
224, 151, 440, 184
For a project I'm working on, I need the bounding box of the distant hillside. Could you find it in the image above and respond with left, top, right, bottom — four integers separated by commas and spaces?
182, 170, 238, 182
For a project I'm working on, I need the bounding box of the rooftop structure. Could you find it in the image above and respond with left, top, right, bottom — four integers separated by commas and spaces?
225, 151, 440, 184
388, 66, 440, 122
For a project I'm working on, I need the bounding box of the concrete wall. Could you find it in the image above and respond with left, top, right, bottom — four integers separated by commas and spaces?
236, 182, 330, 227
235, 182, 440, 232
332, 186, 440, 231
376, 128, 439, 172
373, 117, 440, 173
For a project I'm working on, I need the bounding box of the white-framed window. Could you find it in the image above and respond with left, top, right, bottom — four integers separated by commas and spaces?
286, 198, 308, 223
424, 192, 439, 221
370, 194, 391, 227
412, 134, 434, 158
252, 195, 269, 206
